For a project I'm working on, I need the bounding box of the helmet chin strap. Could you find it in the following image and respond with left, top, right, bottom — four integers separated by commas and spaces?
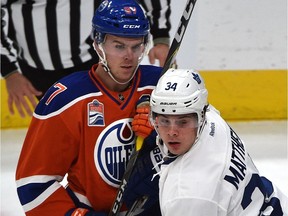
93, 42, 146, 85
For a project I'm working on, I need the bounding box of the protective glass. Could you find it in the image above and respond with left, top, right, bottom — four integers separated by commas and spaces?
154, 114, 199, 129
102, 40, 145, 58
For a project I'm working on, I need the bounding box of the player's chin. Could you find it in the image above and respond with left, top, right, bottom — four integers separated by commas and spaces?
121, 69, 137, 80
116, 74, 132, 83
167, 144, 183, 155
119, 67, 132, 76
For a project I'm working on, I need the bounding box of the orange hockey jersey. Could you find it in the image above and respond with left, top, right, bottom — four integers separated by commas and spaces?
15, 64, 162, 215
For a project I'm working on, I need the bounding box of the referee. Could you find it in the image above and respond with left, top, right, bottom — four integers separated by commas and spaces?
1, 0, 171, 117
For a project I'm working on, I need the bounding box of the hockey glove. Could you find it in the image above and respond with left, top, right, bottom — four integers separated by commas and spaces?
132, 106, 154, 138
123, 135, 163, 216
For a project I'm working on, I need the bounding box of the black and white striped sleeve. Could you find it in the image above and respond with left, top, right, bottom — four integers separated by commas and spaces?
1, 5, 20, 77
1, 0, 97, 75
139, 0, 171, 45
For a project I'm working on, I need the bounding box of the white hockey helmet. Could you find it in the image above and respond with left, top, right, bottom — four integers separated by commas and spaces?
150, 68, 208, 128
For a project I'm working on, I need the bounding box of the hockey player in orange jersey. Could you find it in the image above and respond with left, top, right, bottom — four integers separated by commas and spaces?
15, 0, 162, 215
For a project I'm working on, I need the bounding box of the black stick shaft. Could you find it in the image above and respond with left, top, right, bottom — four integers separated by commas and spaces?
161, 0, 197, 75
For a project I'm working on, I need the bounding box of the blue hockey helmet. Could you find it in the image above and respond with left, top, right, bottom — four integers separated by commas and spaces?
92, 0, 150, 44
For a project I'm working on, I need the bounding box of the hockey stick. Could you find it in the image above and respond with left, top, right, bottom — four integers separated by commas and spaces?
124, 1, 197, 215
108, 0, 197, 215
161, 0, 197, 75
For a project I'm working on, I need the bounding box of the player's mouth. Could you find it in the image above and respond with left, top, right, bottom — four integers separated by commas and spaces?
121, 65, 133, 70
167, 141, 181, 149
168, 141, 180, 145
167, 142, 181, 154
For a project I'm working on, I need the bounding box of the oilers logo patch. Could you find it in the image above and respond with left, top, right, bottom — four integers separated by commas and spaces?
94, 118, 135, 187
88, 99, 105, 126
124, 7, 137, 15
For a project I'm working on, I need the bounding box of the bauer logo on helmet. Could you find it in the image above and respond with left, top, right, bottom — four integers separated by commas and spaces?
160, 102, 177, 106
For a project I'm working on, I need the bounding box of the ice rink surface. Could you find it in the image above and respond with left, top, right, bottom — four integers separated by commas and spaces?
1, 120, 287, 215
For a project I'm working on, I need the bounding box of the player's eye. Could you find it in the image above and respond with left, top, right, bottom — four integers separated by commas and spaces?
176, 120, 188, 127
115, 44, 125, 50
132, 43, 144, 52
158, 118, 170, 127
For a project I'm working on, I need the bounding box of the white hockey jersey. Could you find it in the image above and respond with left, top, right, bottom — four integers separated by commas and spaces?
159, 106, 288, 216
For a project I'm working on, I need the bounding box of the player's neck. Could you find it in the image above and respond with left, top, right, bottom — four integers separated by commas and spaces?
95, 65, 131, 92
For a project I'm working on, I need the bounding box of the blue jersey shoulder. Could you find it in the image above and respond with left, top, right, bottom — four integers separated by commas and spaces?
138, 65, 162, 87
35, 71, 99, 115
35, 66, 162, 115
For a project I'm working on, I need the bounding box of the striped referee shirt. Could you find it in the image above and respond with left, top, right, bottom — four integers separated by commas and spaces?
1, 0, 171, 77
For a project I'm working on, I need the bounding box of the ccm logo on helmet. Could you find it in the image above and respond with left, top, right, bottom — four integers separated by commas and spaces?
123, 24, 141, 29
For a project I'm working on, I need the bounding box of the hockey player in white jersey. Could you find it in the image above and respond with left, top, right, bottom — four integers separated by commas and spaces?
149, 68, 288, 216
